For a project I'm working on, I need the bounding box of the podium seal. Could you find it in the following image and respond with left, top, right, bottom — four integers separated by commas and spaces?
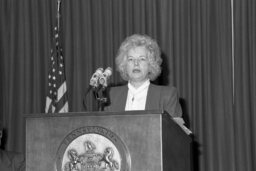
55, 126, 131, 171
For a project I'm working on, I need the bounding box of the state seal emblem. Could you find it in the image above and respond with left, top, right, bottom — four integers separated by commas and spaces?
55, 126, 131, 171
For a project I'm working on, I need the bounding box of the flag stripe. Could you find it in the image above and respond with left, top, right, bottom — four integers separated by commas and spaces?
45, 96, 52, 113
54, 86, 69, 113
59, 101, 69, 113
57, 81, 67, 101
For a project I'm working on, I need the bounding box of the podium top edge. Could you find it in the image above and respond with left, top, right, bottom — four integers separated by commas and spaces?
24, 110, 166, 118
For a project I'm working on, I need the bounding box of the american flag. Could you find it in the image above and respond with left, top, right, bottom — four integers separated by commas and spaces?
45, 1, 69, 113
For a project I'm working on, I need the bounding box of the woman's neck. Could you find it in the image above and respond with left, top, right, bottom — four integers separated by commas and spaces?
130, 79, 149, 89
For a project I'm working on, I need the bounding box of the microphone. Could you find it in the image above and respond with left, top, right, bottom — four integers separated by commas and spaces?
89, 68, 104, 88
99, 67, 112, 88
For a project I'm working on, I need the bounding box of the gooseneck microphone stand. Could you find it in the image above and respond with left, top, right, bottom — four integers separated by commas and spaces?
84, 67, 112, 111
92, 85, 108, 111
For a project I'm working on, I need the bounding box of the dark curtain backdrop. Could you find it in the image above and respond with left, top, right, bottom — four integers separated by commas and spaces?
233, 0, 256, 170
0, 0, 255, 171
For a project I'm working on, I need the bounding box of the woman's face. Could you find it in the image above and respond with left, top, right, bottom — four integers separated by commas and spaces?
126, 46, 150, 83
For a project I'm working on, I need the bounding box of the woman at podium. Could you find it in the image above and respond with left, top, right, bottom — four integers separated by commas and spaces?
105, 34, 184, 123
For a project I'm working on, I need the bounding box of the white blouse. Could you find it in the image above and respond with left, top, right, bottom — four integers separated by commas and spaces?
125, 80, 150, 111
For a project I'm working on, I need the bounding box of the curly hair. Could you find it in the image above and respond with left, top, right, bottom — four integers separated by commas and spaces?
115, 34, 162, 81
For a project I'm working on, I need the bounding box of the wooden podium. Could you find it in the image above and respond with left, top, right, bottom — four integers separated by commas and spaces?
26, 110, 192, 171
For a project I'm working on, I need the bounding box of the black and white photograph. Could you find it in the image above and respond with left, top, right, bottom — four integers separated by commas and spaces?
0, 0, 255, 171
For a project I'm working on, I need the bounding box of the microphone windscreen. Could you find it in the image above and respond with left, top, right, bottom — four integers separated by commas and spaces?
89, 68, 103, 87
99, 67, 112, 87
104, 67, 112, 77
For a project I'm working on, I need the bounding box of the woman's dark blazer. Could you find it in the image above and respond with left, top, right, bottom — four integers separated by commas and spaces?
105, 83, 182, 117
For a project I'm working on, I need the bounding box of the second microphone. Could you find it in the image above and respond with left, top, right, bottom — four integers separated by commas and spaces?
90, 67, 112, 89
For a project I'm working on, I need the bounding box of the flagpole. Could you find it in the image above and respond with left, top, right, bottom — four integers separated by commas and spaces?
57, 0, 61, 31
